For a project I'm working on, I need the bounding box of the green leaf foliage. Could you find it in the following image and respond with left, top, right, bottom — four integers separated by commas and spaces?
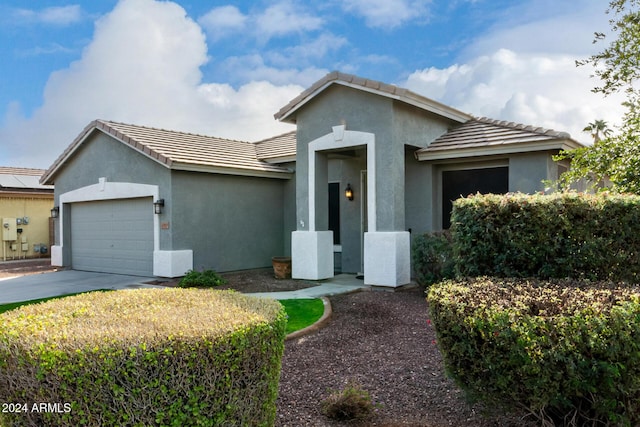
451, 192, 640, 281
411, 231, 455, 289
0, 288, 286, 427
178, 269, 227, 288
427, 277, 640, 426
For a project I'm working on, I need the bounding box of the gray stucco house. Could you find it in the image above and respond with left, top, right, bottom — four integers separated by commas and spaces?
41, 71, 583, 287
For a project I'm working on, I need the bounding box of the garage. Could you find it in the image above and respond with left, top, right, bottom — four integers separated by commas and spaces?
70, 197, 154, 276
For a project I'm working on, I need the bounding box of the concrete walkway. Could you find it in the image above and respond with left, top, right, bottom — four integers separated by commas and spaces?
246, 274, 369, 299
0, 270, 369, 304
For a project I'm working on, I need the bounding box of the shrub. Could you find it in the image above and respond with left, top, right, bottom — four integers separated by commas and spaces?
412, 231, 455, 288
0, 288, 286, 427
320, 381, 377, 421
178, 269, 227, 288
451, 192, 640, 281
427, 277, 640, 426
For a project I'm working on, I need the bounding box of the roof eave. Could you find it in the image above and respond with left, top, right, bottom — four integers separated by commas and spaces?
172, 162, 293, 179
258, 155, 297, 164
275, 73, 472, 124
416, 139, 582, 162
40, 121, 175, 185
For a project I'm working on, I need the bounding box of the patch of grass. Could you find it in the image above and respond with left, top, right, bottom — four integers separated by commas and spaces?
0, 290, 110, 314
279, 298, 324, 334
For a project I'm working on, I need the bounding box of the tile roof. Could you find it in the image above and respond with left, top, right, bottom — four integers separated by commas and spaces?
255, 131, 296, 163
274, 71, 472, 124
0, 167, 53, 191
41, 120, 294, 184
416, 117, 584, 161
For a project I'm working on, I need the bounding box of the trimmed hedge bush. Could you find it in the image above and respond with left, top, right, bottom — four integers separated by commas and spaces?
411, 231, 455, 289
427, 277, 640, 426
178, 269, 227, 288
451, 192, 640, 281
0, 288, 286, 427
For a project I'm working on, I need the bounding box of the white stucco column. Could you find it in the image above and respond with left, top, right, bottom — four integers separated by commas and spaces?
292, 231, 334, 280
364, 231, 411, 287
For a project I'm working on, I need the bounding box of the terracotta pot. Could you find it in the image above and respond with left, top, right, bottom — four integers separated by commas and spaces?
272, 256, 292, 279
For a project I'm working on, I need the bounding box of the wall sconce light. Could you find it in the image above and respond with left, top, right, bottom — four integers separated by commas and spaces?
153, 199, 165, 214
50, 206, 60, 218
345, 183, 354, 201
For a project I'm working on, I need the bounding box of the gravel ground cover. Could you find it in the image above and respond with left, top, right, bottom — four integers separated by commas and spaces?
0, 262, 533, 426
275, 288, 533, 427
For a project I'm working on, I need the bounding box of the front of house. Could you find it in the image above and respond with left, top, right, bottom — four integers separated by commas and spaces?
41, 71, 583, 286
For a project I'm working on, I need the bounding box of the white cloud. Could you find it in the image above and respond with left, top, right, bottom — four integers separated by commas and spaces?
199, 1, 324, 43
266, 33, 348, 67
255, 1, 324, 41
217, 53, 328, 87
341, 0, 430, 29
197, 5, 247, 42
13, 5, 84, 26
0, 0, 299, 168
404, 49, 627, 145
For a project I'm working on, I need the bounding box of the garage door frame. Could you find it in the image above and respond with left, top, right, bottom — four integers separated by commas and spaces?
50, 177, 193, 277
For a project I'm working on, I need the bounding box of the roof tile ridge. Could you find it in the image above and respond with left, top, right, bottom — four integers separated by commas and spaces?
473, 116, 570, 138
102, 120, 253, 144
254, 130, 297, 145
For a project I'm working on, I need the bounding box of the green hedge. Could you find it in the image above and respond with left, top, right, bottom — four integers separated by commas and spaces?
411, 231, 455, 288
427, 277, 640, 426
451, 192, 640, 281
0, 289, 286, 427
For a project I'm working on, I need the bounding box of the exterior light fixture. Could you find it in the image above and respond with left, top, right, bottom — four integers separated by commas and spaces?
50, 206, 60, 218
153, 199, 165, 214
345, 183, 354, 201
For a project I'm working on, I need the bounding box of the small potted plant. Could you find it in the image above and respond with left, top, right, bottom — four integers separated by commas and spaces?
271, 256, 292, 279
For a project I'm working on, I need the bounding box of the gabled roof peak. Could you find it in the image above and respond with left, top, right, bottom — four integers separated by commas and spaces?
275, 71, 472, 124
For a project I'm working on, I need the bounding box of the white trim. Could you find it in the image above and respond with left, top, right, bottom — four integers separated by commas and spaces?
308, 126, 376, 232
56, 178, 193, 276
364, 231, 411, 287
292, 231, 334, 280
416, 139, 581, 161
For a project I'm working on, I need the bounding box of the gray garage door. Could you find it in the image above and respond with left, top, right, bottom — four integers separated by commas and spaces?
71, 197, 154, 276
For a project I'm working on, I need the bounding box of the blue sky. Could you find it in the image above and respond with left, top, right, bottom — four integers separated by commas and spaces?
0, 0, 627, 168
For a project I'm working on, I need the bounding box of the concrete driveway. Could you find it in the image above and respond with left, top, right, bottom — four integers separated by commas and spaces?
0, 270, 160, 304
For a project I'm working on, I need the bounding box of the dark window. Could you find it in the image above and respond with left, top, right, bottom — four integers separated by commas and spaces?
442, 167, 508, 229
328, 183, 341, 244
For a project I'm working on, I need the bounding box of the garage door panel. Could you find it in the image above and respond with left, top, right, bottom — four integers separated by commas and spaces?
71, 198, 153, 276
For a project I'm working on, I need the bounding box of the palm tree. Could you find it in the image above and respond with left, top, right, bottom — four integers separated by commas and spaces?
583, 119, 612, 143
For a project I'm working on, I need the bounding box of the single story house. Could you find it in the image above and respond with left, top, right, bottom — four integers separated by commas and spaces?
0, 167, 54, 261
41, 71, 583, 286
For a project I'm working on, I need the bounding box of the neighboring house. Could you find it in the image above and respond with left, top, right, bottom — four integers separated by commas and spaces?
41, 71, 583, 286
0, 167, 54, 261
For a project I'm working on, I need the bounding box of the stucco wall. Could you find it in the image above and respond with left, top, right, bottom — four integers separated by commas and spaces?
294, 85, 396, 232
51, 131, 171, 264
405, 146, 434, 235
171, 171, 287, 272
0, 194, 53, 259
327, 152, 366, 273
509, 152, 557, 193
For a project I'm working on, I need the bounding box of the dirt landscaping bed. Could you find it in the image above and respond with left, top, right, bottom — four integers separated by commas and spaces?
0, 262, 530, 426
0, 259, 59, 279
